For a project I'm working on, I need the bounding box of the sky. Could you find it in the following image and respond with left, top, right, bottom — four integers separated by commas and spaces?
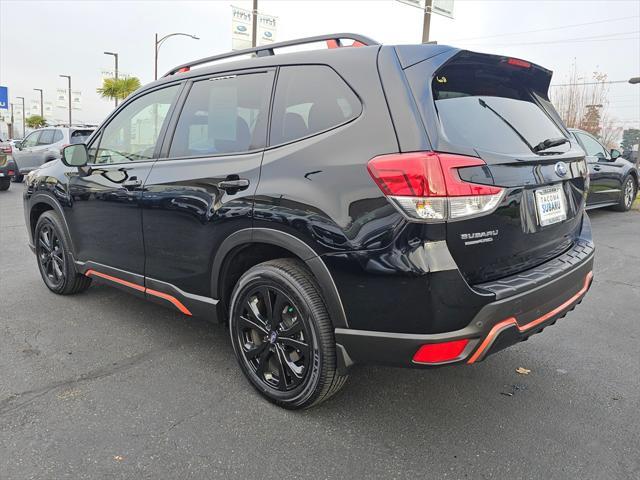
0, 0, 638, 134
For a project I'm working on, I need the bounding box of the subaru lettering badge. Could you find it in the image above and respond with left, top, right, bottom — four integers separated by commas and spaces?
555, 161, 568, 177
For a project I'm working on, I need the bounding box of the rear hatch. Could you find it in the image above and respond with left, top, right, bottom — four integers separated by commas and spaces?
403, 49, 588, 284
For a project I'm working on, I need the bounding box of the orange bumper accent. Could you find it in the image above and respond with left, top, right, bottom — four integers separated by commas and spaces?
467, 271, 593, 364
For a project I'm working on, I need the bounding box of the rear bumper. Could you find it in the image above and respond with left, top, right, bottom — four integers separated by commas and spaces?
335, 228, 594, 370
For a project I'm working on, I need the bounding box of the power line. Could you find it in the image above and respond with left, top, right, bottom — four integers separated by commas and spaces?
464, 30, 640, 46
449, 15, 640, 42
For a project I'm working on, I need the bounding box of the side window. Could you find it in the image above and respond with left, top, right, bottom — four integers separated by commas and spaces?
169, 71, 274, 158
270, 65, 361, 146
94, 85, 180, 164
22, 131, 41, 148
53, 130, 64, 143
38, 130, 54, 145
576, 132, 607, 159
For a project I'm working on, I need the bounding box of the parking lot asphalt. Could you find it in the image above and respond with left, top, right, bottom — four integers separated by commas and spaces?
1, 183, 639, 480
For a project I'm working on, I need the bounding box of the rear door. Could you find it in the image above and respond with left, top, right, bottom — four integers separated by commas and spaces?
65, 84, 182, 276
573, 130, 622, 205
142, 69, 275, 297
33, 129, 55, 166
404, 51, 588, 284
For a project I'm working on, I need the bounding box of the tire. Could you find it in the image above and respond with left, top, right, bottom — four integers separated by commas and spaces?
12, 173, 24, 183
612, 175, 636, 212
34, 211, 92, 295
229, 258, 348, 409
0, 177, 10, 191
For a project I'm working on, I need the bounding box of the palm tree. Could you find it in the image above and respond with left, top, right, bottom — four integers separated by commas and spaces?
97, 77, 141, 101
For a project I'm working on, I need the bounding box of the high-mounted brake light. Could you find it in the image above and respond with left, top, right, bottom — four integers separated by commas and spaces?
413, 339, 469, 364
367, 152, 504, 222
177, 67, 190, 73
506, 57, 531, 69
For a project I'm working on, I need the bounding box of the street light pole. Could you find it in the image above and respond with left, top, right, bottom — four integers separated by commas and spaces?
16, 96, 25, 138
422, 0, 433, 43
59, 75, 72, 126
154, 32, 200, 80
9, 103, 15, 139
252, 0, 258, 48
33, 88, 44, 118
104, 51, 119, 107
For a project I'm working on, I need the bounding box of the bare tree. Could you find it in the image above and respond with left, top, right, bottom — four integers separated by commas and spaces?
550, 64, 621, 147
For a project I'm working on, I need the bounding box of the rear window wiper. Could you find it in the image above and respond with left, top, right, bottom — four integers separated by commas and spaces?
533, 137, 569, 152
478, 98, 535, 153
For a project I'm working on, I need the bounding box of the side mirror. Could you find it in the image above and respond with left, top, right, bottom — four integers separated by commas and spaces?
610, 149, 621, 160
15, 141, 23, 150
61, 144, 88, 167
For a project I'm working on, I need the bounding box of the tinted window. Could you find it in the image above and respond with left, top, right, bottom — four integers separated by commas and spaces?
22, 131, 41, 148
53, 130, 64, 143
70, 129, 93, 144
575, 132, 607, 158
270, 65, 361, 145
94, 85, 179, 164
169, 72, 273, 158
38, 129, 54, 145
432, 63, 567, 155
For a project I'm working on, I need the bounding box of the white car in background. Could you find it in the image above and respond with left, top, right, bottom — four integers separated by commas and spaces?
11, 126, 94, 182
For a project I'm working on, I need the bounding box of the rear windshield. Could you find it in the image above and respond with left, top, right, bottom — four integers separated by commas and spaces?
70, 129, 94, 144
432, 63, 568, 155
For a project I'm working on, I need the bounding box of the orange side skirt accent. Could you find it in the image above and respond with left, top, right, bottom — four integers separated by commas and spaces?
85, 269, 192, 316
467, 271, 593, 364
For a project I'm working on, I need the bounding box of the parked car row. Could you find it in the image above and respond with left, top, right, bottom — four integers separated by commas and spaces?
0, 127, 94, 190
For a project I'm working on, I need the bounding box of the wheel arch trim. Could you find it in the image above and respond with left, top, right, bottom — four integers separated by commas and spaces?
28, 192, 77, 255
211, 228, 349, 328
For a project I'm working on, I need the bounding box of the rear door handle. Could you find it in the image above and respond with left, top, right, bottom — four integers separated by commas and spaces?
218, 178, 250, 191
593, 166, 601, 171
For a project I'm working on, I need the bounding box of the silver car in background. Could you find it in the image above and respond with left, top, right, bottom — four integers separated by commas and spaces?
12, 126, 94, 182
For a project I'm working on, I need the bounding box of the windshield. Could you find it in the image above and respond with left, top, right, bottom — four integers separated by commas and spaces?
433, 64, 568, 155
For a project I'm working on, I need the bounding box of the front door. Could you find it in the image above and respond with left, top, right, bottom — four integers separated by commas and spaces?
65, 84, 182, 276
14, 130, 41, 172
142, 69, 275, 298
575, 131, 622, 205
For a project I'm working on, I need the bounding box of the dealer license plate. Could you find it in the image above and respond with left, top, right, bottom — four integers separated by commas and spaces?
535, 184, 567, 227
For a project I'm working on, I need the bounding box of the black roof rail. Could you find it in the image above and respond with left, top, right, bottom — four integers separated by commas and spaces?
163, 32, 380, 77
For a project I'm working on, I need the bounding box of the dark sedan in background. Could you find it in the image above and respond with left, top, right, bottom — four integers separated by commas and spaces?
570, 128, 638, 212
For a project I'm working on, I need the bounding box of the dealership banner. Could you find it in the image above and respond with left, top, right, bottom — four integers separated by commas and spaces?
30, 100, 40, 116
56, 88, 68, 109
71, 91, 82, 110
231, 5, 277, 51
44, 101, 54, 118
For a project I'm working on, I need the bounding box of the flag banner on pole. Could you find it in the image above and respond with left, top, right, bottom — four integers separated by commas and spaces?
71, 91, 82, 111
257, 12, 277, 45
56, 88, 68, 109
231, 5, 252, 51
44, 101, 54, 119
429, 0, 454, 18
30, 100, 40, 116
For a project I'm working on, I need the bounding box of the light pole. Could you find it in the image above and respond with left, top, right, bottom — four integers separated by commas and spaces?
154, 32, 199, 80
16, 96, 25, 138
59, 75, 72, 126
104, 51, 119, 107
33, 88, 44, 117
9, 103, 15, 139
251, 0, 258, 48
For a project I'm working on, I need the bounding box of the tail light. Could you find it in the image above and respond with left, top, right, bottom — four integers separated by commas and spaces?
1, 146, 11, 154
367, 151, 504, 222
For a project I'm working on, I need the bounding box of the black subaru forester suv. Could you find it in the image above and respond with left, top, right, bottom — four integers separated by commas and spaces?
24, 34, 594, 409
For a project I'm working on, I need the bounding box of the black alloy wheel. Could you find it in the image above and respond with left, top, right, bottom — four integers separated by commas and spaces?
34, 211, 92, 295
235, 285, 311, 392
37, 222, 66, 290
229, 258, 348, 409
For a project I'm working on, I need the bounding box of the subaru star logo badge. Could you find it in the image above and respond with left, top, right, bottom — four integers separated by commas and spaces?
554, 161, 568, 177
